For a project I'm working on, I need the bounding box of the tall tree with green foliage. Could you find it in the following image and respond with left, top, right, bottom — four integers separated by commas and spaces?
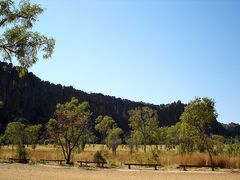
47, 97, 91, 164
128, 106, 159, 152
152, 127, 167, 148
95, 115, 116, 143
0, 0, 55, 76
95, 115, 123, 154
5, 121, 27, 159
25, 124, 42, 149
4, 121, 41, 161
180, 97, 218, 165
106, 127, 123, 155
166, 122, 181, 150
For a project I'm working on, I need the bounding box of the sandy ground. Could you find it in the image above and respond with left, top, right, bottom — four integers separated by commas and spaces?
0, 163, 240, 180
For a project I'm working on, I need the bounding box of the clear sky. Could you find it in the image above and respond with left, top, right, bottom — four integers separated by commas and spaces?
28, 0, 240, 124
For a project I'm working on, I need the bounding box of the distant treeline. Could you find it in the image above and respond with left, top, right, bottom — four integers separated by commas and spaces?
0, 61, 239, 137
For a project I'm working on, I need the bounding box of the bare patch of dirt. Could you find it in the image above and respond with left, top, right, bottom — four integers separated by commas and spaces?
0, 163, 240, 180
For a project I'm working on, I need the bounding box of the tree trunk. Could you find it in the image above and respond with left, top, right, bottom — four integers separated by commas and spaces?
207, 147, 213, 166
143, 141, 146, 153
112, 148, 116, 155
66, 154, 71, 164
66, 146, 73, 164
204, 136, 213, 166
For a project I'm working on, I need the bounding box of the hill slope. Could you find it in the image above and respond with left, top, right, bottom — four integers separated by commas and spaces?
0, 62, 239, 137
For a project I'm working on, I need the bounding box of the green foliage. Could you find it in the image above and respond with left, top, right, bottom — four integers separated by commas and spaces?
16, 144, 27, 159
128, 106, 159, 152
212, 135, 224, 155
147, 148, 160, 163
152, 127, 167, 146
95, 115, 123, 154
106, 127, 123, 155
180, 97, 218, 164
166, 123, 181, 150
5, 121, 26, 146
126, 130, 144, 153
130, 151, 143, 163
4, 121, 41, 159
95, 115, 116, 143
78, 130, 97, 152
223, 143, 240, 156
25, 124, 42, 149
0, 0, 55, 72
47, 97, 91, 164
93, 150, 108, 166
179, 122, 195, 153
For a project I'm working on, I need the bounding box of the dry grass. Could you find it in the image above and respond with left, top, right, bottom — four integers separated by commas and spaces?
1, 144, 240, 169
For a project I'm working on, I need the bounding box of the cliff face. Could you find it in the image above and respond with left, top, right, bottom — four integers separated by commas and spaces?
0, 62, 238, 137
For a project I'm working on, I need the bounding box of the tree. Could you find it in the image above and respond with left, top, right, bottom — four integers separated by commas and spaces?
126, 130, 144, 153
95, 115, 116, 143
0, 0, 55, 75
180, 97, 218, 165
152, 127, 167, 149
166, 123, 181, 150
25, 124, 42, 149
106, 127, 123, 155
128, 106, 159, 152
47, 97, 91, 164
212, 135, 224, 155
179, 122, 195, 153
78, 129, 97, 152
5, 121, 27, 159
4, 121, 41, 161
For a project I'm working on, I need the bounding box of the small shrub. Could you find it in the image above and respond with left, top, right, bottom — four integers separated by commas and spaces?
108, 160, 117, 167
147, 148, 160, 164
130, 151, 143, 163
94, 150, 107, 166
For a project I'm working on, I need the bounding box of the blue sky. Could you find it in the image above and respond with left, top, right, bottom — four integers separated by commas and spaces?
28, 0, 240, 124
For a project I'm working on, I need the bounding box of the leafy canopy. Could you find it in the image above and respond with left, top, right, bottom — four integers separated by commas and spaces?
180, 97, 218, 164
0, 0, 55, 75
128, 106, 159, 152
47, 97, 91, 164
95, 115, 116, 137
180, 97, 217, 140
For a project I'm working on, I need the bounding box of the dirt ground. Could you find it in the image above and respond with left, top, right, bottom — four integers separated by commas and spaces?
0, 163, 240, 180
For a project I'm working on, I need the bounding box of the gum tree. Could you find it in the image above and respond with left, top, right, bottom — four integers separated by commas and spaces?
47, 97, 91, 164
0, 0, 55, 76
128, 106, 159, 152
180, 97, 218, 165
5, 121, 41, 161
95, 115, 116, 143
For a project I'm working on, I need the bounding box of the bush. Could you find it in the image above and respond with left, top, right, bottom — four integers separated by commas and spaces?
16, 145, 27, 160
147, 148, 160, 163
94, 150, 107, 166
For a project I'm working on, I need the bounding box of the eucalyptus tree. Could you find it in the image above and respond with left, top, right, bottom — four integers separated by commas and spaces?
95, 115, 116, 143
106, 127, 123, 155
95, 115, 123, 154
128, 106, 159, 152
180, 97, 218, 165
47, 97, 91, 164
5, 121, 41, 160
0, 0, 55, 76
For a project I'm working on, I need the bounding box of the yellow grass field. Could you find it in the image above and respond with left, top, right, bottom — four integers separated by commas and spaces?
1, 145, 240, 180
0, 144, 240, 168
0, 163, 240, 180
